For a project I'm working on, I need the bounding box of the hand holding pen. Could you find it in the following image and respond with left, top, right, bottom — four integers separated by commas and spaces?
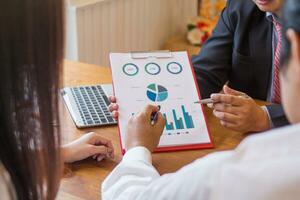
194, 85, 270, 133
125, 105, 166, 152
151, 105, 161, 125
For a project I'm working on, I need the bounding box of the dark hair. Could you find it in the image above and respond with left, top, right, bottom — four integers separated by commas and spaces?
0, 0, 64, 199
280, 0, 300, 69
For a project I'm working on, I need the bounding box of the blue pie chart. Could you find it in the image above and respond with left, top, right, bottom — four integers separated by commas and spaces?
146, 83, 168, 102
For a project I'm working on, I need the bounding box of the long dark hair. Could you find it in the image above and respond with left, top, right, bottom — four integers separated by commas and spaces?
280, 0, 300, 69
0, 0, 64, 199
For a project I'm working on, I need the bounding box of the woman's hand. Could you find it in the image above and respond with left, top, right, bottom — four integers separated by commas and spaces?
108, 96, 119, 119
62, 132, 114, 163
125, 105, 166, 152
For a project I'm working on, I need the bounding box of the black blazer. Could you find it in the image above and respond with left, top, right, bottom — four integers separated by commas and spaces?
192, 0, 288, 127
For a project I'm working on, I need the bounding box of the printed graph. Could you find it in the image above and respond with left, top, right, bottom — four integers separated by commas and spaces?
146, 83, 168, 102
163, 105, 195, 131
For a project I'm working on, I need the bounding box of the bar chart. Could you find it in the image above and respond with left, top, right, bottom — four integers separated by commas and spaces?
163, 105, 195, 131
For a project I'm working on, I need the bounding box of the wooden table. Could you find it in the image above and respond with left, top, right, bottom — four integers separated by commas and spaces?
57, 60, 267, 200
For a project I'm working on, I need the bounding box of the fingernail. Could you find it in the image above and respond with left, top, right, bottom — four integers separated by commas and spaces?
207, 103, 213, 108
97, 156, 104, 162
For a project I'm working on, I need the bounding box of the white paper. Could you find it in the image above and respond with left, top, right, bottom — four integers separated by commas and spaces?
110, 51, 211, 148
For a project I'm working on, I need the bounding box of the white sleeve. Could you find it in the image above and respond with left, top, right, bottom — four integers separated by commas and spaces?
101, 146, 232, 200
102, 126, 300, 200
101, 146, 160, 200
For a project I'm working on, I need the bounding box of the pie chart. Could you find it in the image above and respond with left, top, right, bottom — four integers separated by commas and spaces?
146, 83, 168, 102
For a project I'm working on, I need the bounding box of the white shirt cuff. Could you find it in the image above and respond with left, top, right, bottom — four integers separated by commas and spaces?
261, 106, 274, 128
123, 146, 152, 164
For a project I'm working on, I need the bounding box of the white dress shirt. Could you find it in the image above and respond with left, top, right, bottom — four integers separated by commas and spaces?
102, 123, 300, 200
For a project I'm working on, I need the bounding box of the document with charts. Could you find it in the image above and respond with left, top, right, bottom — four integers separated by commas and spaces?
110, 51, 213, 153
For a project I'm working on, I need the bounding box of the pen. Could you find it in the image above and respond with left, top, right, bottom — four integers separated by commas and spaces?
150, 105, 161, 125
194, 98, 214, 104
194, 94, 250, 104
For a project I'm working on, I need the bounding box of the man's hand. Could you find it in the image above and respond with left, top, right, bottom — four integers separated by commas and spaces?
125, 105, 166, 152
210, 85, 270, 133
62, 132, 114, 163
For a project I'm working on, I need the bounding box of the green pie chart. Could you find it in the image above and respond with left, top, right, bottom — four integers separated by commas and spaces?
146, 83, 168, 102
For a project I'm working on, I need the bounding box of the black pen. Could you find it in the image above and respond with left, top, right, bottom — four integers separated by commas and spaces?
150, 105, 161, 125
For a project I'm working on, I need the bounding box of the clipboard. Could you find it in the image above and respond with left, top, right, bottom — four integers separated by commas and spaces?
130, 50, 173, 59
110, 51, 213, 154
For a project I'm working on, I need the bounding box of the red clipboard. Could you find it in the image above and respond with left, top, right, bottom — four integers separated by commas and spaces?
109, 51, 214, 154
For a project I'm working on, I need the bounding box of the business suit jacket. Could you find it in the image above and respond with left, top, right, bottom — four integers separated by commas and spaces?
192, 0, 289, 127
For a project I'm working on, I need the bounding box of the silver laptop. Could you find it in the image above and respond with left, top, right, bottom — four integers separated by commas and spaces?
61, 84, 117, 128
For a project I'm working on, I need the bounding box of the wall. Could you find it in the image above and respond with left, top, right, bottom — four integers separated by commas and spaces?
65, 0, 198, 66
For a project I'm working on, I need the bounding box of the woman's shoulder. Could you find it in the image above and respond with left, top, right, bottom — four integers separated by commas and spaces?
0, 161, 16, 200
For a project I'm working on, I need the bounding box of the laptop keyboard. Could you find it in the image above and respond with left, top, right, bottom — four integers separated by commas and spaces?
70, 85, 116, 126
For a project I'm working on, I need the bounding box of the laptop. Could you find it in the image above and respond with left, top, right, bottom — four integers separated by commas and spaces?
61, 84, 117, 128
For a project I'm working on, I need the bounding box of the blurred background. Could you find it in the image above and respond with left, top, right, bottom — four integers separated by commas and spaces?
65, 0, 226, 66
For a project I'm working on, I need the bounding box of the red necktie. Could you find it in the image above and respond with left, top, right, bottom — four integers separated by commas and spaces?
271, 20, 282, 104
